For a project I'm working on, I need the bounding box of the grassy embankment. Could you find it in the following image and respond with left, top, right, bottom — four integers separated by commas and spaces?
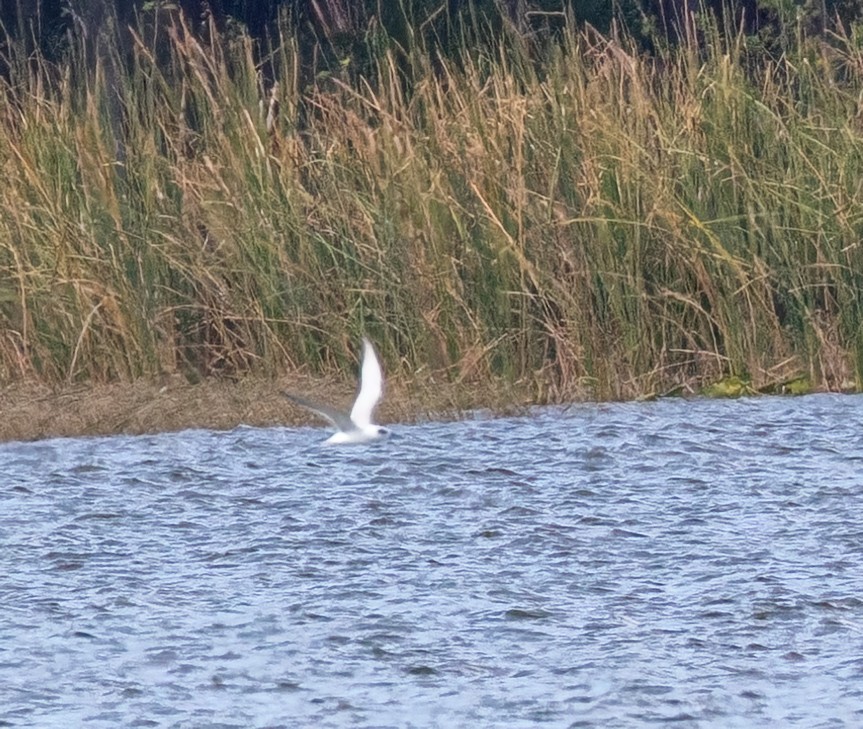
1, 12, 862, 437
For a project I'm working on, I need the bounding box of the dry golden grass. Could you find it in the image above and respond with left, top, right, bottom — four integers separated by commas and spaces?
0, 9, 861, 420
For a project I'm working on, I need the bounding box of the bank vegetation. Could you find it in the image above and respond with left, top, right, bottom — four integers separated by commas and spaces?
1, 8, 862, 414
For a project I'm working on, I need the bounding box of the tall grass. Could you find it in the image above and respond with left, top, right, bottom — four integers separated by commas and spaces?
1, 9, 862, 399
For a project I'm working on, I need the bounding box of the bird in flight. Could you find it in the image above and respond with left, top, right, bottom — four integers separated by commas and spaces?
284, 337, 389, 445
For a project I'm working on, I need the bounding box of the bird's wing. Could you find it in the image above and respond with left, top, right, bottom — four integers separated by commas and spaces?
283, 392, 354, 432
349, 337, 383, 427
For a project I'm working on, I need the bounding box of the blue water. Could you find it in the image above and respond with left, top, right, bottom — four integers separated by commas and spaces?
2, 393, 863, 727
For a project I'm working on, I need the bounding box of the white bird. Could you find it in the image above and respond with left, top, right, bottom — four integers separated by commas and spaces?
284, 337, 390, 445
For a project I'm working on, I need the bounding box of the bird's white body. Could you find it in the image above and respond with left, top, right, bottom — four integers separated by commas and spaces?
323, 426, 382, 445
285, 338, 389, 445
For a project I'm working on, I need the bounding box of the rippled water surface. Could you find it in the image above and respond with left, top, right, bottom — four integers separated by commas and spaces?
2, 393, 863, 727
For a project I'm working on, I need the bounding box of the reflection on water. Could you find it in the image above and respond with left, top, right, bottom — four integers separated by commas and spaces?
2, 393, 863, 727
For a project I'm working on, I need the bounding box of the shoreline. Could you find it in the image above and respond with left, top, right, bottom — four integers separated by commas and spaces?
0, 371, 855, 444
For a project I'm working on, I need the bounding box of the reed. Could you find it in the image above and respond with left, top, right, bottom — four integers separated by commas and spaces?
0, 9, 861, 400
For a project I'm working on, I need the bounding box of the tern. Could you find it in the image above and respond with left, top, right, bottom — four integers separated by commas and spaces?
284, 337, 390, 445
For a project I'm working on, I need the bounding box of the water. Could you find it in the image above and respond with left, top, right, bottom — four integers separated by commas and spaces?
2, 393, 862, 728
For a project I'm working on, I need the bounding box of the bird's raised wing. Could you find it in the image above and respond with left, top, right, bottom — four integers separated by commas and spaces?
283, 392, 354, 432
349, 338, 383, 427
